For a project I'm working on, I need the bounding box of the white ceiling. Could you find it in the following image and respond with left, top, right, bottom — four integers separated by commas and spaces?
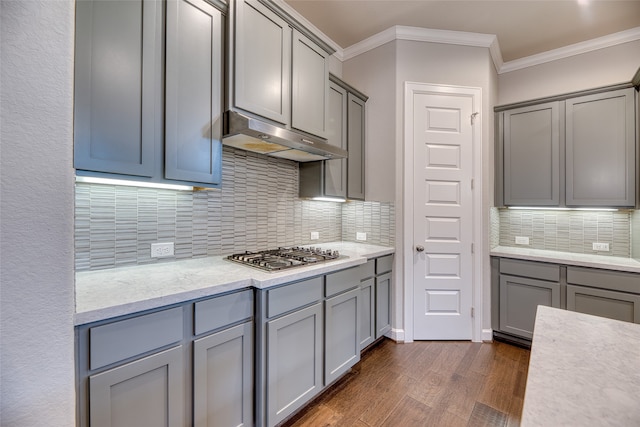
284, 0, 640, 62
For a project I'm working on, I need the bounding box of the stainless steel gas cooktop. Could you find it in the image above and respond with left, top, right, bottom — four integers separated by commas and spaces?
227, 247, 343, 272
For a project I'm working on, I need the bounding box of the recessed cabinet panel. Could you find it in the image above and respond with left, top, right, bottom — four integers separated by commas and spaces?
567, 285, 640, 323
74, 0, 158, 177
375, 272, 392, 338
503, 102, 560, 206
325, 288, 360, 384
291, 29, 329, 138
347, 93, 366, 200
360, 278, 375, 350
234, 0, 291, 124
566, 88, 636, 207
499, 275, 560, 339
324, 82, 348, 198
165, 0, 223, 185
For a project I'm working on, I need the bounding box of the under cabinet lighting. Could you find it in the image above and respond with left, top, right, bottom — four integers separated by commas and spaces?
75, 176, 194, 191
312, 196, 347, 203
507, 206, 618, 212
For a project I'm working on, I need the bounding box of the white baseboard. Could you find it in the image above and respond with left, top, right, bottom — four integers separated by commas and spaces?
482, 328, 494, 342
388, 328, 405, 343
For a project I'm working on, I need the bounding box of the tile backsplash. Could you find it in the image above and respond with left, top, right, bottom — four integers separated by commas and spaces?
75, 147, 395, 271
632, 210, 640, 261
497, 208, 632, 258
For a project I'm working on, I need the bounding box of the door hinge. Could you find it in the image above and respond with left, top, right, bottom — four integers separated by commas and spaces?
471, 307, 475, 318
471, 243, 474, 254
471, 179, 474, 190
471, 112, 479, 125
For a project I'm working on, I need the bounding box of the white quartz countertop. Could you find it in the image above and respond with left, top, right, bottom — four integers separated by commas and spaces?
75, 241, 394, 325
522, 306, 640, 427
491, 246, 640, 274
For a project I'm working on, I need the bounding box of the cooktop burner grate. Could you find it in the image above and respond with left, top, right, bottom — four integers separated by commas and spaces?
227, 247, 343, 272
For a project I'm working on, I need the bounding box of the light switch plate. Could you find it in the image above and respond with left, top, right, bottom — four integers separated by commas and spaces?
515, 236, 530, 245
356, 232, 367, 241
310, 231, 319, 240
151, 242, 174, 258
592, 242, 610, 251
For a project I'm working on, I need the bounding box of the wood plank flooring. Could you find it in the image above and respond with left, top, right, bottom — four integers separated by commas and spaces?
282, 339, 530, 427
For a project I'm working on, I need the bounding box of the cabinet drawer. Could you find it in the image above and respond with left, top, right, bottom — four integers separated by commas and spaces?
499, 258, 559, 282
360, 259, 375, 280
267, 276, 323, 318
194, 289, 254, 335
567, 267, 640, 294
325, 267, 360, 297
375, 255, 393, 274
90, 307, 183, 370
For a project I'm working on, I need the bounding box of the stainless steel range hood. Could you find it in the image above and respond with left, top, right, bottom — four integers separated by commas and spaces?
222, 111, 348, 162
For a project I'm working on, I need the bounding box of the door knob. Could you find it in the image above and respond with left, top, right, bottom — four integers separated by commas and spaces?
416, 245, 425, 252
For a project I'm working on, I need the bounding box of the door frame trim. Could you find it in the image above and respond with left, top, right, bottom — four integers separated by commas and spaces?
402, 82, 484, 342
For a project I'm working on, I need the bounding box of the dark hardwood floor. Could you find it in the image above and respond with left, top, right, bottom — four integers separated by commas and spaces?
282, 339, 530, 427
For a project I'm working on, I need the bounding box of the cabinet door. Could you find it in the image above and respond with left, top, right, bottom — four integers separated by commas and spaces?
325, 288, 360, 384
499, 275, 560, 339
193, 322, 253, 427
234, 0, 291, 125
89, 346, 184, 427
567, 285, 640, 323
74, 0, 159, 177
165, 0, 223, 185
291, 29, 329, 138
266, 303, 322, 427
566, 88, 636, 207
324, 81, 348, 198
360, 278, 375, 350
347, 93, 366, 200
503, 102, 561, 206
375, 272, 392, 339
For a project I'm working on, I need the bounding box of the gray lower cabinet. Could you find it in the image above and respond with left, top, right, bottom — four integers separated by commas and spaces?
567, 285, 640, 323
77, 289, 254, 427
74, 0, 225, 188
565, 88, 636, 207
375, 255, 393, 339
266, 302, 323, 427
359, 277, 375, 350
89, 346, 185, 427
499, 275, 561, 339
193, 321, 253, 427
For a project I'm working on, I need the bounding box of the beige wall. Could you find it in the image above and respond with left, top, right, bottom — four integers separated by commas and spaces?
498, 40, 640, 105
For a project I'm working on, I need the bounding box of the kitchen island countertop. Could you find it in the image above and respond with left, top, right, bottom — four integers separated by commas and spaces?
75, 241, 394, 325
522, 306, 640, 426
491, 245, 640, 274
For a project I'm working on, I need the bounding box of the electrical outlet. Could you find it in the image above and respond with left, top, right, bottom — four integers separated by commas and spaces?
515, 236, 530, 245
151, 242, 174, 258
310, 231, 319, 240
592, 242, 610, 252
356, 232, 367, 241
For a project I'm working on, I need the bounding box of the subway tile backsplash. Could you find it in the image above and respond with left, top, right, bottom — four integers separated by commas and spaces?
75, 147, 395, 271
498, 208, 631, 258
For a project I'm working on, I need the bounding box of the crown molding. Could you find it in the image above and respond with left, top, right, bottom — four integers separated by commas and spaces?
500, 26, 640, 74
342, 26, 503, 69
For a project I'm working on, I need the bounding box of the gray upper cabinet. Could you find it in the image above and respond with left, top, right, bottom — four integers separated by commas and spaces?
233, 0, 291, 125
232, 0, 332, 138
496, 84, 638, 208
565, 88, 636, 207
299, 75, 367, 200
74, 0, 160, 177
74, 0, 224, 188
502, 102, 561, 206
347, 93, 366, 200
165, 0, 223, 185
291, 29, 329, 138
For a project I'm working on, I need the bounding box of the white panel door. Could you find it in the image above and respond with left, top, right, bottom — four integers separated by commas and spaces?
413, 90, 474, 340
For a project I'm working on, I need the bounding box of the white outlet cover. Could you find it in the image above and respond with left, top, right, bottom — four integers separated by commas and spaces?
515, 236, 530, 245
356, 232, 367, 241
592, 242, 610, 251
151, 242, 174, 258
310, 231, 319, 240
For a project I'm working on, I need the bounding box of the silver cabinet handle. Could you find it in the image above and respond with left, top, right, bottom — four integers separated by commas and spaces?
416, 245, 424, 252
